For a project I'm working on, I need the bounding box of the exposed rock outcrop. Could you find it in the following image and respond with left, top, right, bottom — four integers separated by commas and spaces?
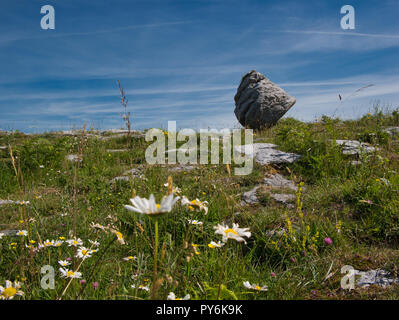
234, 70, 296, 129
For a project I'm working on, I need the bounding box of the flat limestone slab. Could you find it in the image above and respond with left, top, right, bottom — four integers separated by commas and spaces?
234, 143, 301, 165
264, 173, 298, 191
335, 140, 377, 155
241, 186, 260, 205
270, 193, 296, 205
356, 269, 399, 288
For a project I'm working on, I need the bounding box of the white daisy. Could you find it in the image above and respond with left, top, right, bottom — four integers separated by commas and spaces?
110, 229, 125, 245
90, 222, 106, 231
59, 268, 82, 279
131, 284, 150, 291
58, 260, 71, 267
124, 194, 180, 216
181, 196, 208, 215
123, 256, 136, 261
0, 232, 4, 239
163, 183, 182, 194
76, 247, 93, 260
16, 230, 28, 237
188, 220, 203, 226
53, 240, 64, 247
208, 241, 225, 248
66, 238, 83, 247
89, 240, 100, 247
0, 280, 24, 300
167, 292, 190, 300
243, 281, 268, 292
43, 239, 55, 247
214, 223, 251, 244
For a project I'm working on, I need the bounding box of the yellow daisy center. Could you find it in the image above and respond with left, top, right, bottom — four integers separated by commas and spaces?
255, 285, 261, 291
67, 271, 75, 277
82, 250, 87, 255
224, 228, 238, 236
2, 287, 17, 298
156, 203, 161, 209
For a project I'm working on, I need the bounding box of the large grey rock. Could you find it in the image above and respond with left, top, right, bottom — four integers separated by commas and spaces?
234, 143, 301, 165
234, 70, 296, 129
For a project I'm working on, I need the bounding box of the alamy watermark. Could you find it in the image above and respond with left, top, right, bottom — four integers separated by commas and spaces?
145, 121, 254, 175
340, 5, 355, 30
40, 5, 55, 30
341, 265, 357, 290
41, 265, 55, 290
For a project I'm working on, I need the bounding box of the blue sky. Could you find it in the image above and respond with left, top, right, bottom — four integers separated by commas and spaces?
0, 0, 398, 132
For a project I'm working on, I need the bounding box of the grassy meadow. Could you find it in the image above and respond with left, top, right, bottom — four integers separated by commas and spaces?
1, 107, 399, 300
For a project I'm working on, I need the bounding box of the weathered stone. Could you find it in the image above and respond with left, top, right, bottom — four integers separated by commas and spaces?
234, 70, 296, 129
234, 143, 301, 165
110, 176, 130, 183
241, 172, 297, 208
270, 193, 296, 206
264, 173, 298, 191
356, 269, 399, 288
241, 186, 260, 205
111, 167, 144, 183
123, 168, 142, 177
335, 140, 377, 155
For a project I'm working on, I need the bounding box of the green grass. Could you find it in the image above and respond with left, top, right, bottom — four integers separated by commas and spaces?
1, 107, 399, 300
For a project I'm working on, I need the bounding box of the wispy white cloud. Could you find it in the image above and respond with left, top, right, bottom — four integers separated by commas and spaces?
276, 30, 399, 39
0, 21, 194, 45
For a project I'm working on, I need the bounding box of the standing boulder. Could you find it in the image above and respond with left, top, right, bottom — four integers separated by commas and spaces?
234, 70, 296, 129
